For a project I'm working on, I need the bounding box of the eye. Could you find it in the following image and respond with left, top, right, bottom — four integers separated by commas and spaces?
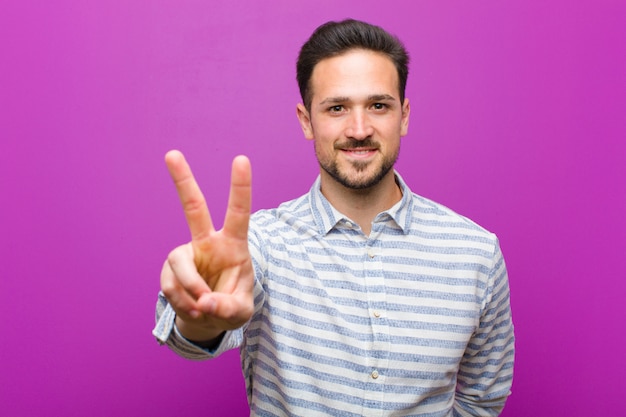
372, 103, 387, 111
328, 105, 344, 113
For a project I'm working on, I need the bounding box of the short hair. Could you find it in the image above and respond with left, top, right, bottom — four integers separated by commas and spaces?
296, 19, 410, 110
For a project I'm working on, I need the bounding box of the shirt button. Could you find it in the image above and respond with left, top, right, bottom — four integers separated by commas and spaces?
373, 311, 381, 318
371, 370, 379, 379
345, 221, 353, 228
367, 249, 375, 258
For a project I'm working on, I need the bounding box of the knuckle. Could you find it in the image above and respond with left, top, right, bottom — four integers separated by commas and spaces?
182, 196, 206, 213
166, 247, 182, 265
166, 243, 192, 267
160, 278, 177, 297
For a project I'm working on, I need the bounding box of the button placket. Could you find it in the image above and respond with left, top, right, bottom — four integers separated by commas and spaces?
364, 239, 389, 394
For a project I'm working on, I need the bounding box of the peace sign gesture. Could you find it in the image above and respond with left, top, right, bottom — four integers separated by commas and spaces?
160, 150, 254, 344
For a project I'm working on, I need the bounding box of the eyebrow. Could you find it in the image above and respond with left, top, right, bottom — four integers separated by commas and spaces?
319, 96, 350, 106
318, 94, 397, 106
367, 94, 396, 102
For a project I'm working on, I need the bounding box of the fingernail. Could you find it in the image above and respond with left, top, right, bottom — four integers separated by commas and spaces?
189, 310, 200, 319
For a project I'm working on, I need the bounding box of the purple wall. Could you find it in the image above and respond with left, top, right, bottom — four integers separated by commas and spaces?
1, 1, 624, 416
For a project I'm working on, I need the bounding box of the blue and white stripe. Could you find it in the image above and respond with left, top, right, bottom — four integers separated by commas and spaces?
154, 173, 514, 416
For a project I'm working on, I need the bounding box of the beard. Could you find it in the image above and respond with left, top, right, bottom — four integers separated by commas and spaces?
316, 138, 399, 190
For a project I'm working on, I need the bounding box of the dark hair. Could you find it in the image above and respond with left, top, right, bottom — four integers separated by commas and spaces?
296, 19, 409, 110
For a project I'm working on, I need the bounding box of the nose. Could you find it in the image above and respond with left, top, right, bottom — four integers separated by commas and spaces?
345, 109, 374, 140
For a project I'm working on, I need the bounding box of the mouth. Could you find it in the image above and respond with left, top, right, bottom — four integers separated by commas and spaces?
336, 148, 378, 164
342, 148, 376, 156
336, 139, 378, 154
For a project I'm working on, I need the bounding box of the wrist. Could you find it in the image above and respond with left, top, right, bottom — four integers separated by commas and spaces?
175, 316, 225, 348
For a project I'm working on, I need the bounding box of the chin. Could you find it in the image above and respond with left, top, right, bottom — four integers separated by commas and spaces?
336, 168, 391, 190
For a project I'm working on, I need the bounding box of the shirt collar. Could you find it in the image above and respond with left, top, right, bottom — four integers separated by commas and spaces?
308, 172, 413, 236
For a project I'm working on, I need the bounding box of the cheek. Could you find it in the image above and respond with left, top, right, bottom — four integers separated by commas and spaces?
386, 120, 407, 141
310, 126, 336, 148
313, 138, 331, 159
310, 116, 343, 139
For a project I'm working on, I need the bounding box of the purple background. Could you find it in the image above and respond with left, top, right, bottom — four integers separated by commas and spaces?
1, 1, 624, 416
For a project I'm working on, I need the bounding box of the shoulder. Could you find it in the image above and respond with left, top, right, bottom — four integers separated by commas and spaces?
249, 192, 316, 239
412, 193, 488, 229
251, 193, 309, 224
406, 192, 499, 247
395, 173, 494, 241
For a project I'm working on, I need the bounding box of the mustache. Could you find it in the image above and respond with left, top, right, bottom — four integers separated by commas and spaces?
334, 138, 379, 150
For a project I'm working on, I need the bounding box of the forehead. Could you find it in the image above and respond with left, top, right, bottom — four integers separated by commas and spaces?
309, 49, 400, 102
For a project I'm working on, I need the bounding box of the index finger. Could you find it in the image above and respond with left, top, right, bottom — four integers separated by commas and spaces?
223, 155, 252, 240
165, 150, 214, 241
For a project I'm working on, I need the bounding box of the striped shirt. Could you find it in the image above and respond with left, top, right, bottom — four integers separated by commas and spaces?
153, 173, 514, 416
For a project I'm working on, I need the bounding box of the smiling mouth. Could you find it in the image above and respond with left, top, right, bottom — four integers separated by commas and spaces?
340, 148, 378, 161
345, 149, 374, 154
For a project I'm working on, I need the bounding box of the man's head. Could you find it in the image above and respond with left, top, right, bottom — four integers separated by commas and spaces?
295, 19, 411, 193
296, 19, 409, 111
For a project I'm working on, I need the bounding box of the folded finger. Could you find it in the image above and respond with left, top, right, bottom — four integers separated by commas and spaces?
160, 259, 202, 318
197, 291, 254, 330
166, 244, 212, 300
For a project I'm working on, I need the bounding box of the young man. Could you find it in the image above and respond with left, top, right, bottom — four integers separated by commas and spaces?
154, 19, 514, 416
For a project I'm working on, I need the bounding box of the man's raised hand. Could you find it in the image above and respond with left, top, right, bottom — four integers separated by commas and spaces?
161, 150, 254, 343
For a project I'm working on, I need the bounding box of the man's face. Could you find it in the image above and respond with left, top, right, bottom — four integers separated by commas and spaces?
297, 49, 410, 190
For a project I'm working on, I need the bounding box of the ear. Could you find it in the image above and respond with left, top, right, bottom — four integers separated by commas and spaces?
296, 103, 314, 140
400, 98, 410, 137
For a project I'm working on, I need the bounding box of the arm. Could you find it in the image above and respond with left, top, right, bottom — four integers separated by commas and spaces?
454, 241, 515, 416
154, 150, 255, 353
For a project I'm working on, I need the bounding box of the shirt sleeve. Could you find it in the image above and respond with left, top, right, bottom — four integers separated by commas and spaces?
454, 238, 515, 416
152, 291, 243, 360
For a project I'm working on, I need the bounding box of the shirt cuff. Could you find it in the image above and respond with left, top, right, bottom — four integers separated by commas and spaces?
152, 292, 243, 360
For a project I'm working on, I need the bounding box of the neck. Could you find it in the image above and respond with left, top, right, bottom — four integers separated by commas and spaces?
319, 171, 402, 235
